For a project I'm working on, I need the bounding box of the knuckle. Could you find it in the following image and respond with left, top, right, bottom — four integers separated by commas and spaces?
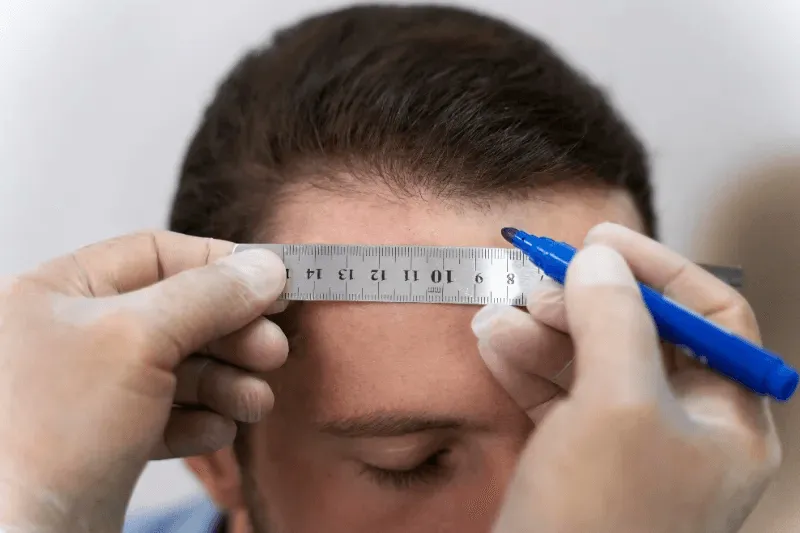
594, 396, 662, 428
739, 426, 782, 482
741, 407, 782, 468
725, 297, 760, 340
131, 229, 169, 242
144, 229, 171, 240
107, 230, 158, 252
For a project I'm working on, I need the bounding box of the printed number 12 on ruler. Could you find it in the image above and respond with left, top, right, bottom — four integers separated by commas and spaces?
233, 244, 546, 306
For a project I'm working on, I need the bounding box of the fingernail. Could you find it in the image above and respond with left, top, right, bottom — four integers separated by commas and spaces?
568, 244, 636, 287
222, 248, 283, 270
471, 304, 514, 340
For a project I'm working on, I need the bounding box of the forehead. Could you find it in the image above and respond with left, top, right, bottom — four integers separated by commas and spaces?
269, 184, 643, 247
264, 185, 643, 420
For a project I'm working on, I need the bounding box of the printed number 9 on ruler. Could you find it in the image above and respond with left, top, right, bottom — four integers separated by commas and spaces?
234, 244, 546, 306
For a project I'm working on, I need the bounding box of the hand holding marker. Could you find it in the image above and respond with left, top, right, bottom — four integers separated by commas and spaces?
501, 227, 799, 401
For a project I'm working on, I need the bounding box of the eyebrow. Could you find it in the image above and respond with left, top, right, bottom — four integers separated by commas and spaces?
317, 413, 486, 438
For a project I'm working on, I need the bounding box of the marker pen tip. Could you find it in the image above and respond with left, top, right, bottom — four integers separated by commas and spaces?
501, 227, 518, 244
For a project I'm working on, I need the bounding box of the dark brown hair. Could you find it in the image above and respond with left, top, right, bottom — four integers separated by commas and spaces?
169, 4, 656, 240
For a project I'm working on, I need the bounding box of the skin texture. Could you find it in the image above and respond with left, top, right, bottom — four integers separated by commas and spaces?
185, 185, 645, 533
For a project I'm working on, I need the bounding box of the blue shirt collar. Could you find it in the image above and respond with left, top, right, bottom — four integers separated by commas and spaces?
124, 496, 223, 533
174, 498, 223, 533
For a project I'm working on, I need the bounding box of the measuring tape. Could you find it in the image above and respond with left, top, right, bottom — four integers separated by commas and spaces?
234, 244, 743, 306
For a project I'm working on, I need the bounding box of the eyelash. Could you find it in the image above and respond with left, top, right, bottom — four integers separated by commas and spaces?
362, 449, 452, 490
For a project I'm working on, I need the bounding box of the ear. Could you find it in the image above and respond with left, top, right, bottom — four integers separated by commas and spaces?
184, 447, 245, 511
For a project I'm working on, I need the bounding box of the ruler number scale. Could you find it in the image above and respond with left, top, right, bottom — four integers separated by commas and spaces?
234, 243, 742, 306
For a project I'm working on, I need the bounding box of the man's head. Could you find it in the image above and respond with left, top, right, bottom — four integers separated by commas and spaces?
170, 5, 653, 532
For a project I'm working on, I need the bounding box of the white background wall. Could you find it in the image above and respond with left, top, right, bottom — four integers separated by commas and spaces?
3, 0, 800, 519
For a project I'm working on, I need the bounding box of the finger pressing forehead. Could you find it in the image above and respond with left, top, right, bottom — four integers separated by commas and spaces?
28, 231, 235, 296
584, 223, 758, 341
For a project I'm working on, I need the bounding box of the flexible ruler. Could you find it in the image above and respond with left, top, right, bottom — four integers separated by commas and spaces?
233, 244, 743, 306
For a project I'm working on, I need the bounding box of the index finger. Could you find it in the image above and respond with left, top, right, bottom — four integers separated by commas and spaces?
564, 245, 666, 402
25, 231, 235, 297
584, 223, 760, 343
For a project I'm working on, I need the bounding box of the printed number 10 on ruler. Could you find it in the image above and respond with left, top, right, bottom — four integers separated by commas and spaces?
235, 244, 546, 305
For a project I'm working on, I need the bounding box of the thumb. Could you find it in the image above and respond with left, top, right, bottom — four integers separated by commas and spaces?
121, 249, 286, 367
565, 245, 667, 402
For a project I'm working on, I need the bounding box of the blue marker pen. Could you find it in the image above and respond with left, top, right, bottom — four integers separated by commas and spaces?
501, 227, 799, 402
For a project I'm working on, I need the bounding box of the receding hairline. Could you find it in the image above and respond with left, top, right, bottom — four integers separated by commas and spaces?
248, 167, 647, 241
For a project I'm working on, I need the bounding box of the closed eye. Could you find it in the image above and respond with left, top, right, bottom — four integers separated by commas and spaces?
361, 449, 453, 490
